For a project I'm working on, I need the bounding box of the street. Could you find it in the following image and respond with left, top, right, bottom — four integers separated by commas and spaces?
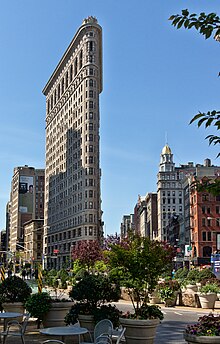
114, 302, 214, 343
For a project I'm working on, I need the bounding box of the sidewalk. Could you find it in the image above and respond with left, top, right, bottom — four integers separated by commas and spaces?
3, 301, 220, 343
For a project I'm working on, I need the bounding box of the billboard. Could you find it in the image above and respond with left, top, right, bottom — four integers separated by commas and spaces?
19, 176, 34, 213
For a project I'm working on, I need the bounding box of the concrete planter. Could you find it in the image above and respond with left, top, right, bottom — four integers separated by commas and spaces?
184, 333, 220, 343
43, 301, 74, 327
2, 302, 24, 322
119, 317, 160, 344
78, 314, 95, 341
186, 284, 198, 294
198, 293, 217, 309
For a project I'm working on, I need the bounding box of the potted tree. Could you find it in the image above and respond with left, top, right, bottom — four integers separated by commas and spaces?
0, 276, 32, 317
106, 235, 174, 344
66, 273, 121, 328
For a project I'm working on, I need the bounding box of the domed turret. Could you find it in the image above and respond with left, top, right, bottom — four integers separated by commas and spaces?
159, 144, 174, 172
162, 144, 172, 155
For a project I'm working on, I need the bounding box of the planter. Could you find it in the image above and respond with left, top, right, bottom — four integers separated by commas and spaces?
78, 314, 95, 341
186, 285, 198, 294
164, 297, 176, 307
198, 293, 217, 309
119, 317, 160, 344
184, 332, 220, 343
149, 295, 161, 305
2, 302, 24, 322
163, 291, 178, 307
43, 301, 74, 327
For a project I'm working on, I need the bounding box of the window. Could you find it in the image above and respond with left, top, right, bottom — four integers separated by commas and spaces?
61, 78, 64, 93
208, 232, 212, 241
70, 65, 73, 82
89, 79, 94, 87
202, 218, 206, 226
216, 206, 220, 214
202, 206, 206, 214
202, 232, 206, 241
202, 194, 209, 201
216, 218, 220, 226
79, 50, 83, 69
207, 218, 211, 226
74, 57, 78, 76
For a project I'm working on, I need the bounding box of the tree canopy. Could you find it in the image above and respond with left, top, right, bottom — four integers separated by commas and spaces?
169, 9, 220, 194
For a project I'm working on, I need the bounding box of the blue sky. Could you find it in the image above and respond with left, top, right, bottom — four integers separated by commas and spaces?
1, 0, 220, 235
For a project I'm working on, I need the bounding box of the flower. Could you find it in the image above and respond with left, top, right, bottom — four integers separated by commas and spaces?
185, 313, 220, 336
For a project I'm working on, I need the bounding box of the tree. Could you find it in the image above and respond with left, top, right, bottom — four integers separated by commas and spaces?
71, 240, 103, 272
169, 9, 220, 194
105, 235, 174, 318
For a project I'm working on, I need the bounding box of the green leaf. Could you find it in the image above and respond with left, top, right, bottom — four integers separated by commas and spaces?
184, 19, 190, 28
205, 118, 214, 127
168, 15, 176, 21
198, 117, 208, 127
177, 18, 185, 29
189, 112, 204, 124
182, 9, 189, 17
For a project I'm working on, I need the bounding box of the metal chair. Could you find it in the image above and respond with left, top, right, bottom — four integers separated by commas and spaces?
42, 341, 66, 344
81, 319, 113, 344
115, 327, 126, 344
95, 334, 112, 344
94, 319, 113, 342
1, 313, 30, 344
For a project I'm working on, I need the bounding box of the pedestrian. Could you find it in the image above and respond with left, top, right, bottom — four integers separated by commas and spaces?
21, 269, 26, 280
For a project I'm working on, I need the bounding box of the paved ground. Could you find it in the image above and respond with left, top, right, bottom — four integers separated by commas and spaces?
2, 301, 220, 343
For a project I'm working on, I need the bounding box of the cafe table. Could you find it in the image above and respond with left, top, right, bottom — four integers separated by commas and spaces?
0, 312, 23, 331
40, 325, 88, 343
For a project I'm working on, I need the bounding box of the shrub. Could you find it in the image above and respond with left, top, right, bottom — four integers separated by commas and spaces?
186, 269, 200, 283
0, 276, 32, 303
174, 267, 188, 283
25, 292, 52, 328
199, 283, 220, 294
198, 268, 216, 282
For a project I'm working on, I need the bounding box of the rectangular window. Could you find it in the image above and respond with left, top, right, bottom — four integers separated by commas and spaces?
216, 206, 220, 214
202, 206, 206, 214
208, 232, 212, 241
202, 218, 206, 226
202, 231, 206, 241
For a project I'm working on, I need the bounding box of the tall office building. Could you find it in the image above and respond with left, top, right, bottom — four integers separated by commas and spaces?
43, 17, 103, 269
9, 165, 45, 253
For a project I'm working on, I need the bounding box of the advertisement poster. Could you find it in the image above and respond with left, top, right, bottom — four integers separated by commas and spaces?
19, 176, 34, 213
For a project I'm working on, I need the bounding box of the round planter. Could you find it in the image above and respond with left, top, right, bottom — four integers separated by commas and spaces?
198, 293, 217, 309
184, 332, 220, 343
2, 302, 24, 322
78, 314, 95, 341
119, 317, 160, 344
43, 301, 74, 327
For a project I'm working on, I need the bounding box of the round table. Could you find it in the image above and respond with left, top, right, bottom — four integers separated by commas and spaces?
40, 326, 88, 343
0, 312, 23, 331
